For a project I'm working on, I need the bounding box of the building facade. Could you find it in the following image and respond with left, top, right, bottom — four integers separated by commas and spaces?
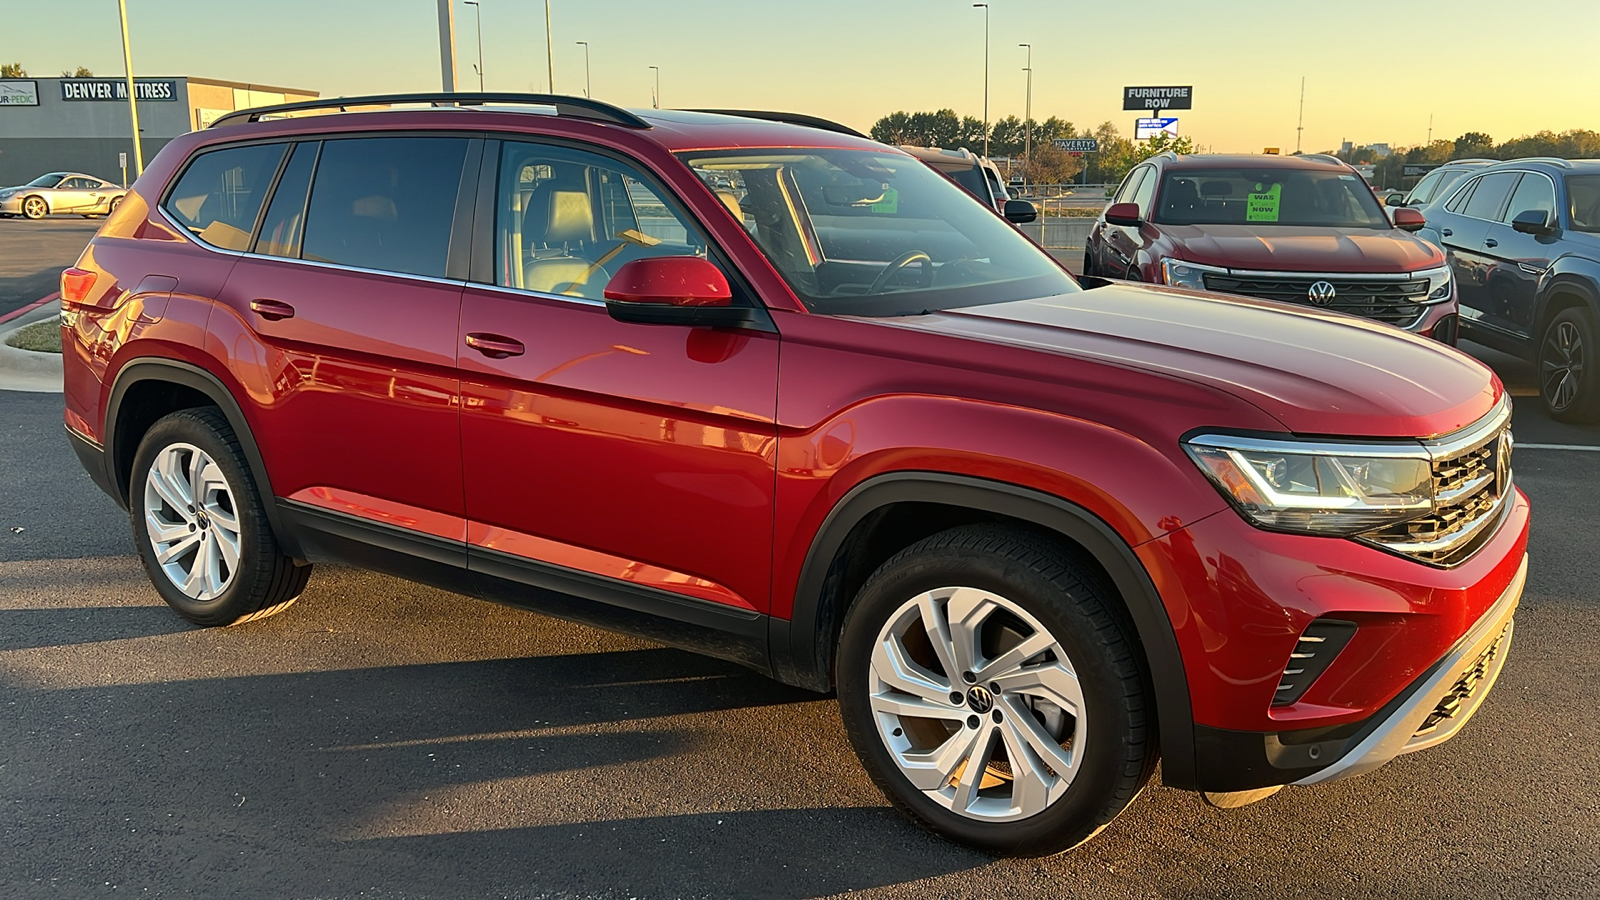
0, 76, 317, 186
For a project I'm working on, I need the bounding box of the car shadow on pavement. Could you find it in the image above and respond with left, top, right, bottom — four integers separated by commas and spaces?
0, 604, 187, 651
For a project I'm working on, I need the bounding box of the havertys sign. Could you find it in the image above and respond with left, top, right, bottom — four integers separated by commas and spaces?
60, 79, 178, 102
1123, 86, 1192, 110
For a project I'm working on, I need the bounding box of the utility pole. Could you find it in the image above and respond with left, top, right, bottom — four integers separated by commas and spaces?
436, 0, 457, 91
1019, 43, 1032, 168
974, 4, 989, 157
544, 0, 554, 92
1295, 76, 1305, 155
465, 1, 484, 91
1427, 113, 1433, 145
576, 41, 590, 98
649, 66, 660, 108
116, 0, 144, 176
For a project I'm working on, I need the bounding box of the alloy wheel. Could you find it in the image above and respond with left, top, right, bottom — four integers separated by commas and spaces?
868, 585, 1086, 823
1542, 320, 1585, 412
22, 197, 46, 219
142, 443, 243, 601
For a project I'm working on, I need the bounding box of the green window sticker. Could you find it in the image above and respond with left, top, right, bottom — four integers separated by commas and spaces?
1247, 183, 1282, 222
871, 187, 899, 214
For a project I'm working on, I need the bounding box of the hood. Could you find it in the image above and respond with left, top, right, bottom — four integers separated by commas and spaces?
892, 283, 1498, 438
1162, 224, 1444, 273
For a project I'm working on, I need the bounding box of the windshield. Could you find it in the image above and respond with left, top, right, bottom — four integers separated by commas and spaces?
1568, 175, 1600, 233
26, 173, 65, 188
679, 149, 1075, 316
1153, 167, 1389, 228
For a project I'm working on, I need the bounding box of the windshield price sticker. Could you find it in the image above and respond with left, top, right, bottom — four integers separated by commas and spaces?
871, 187, 899, 214
1247, 183, 1282, 222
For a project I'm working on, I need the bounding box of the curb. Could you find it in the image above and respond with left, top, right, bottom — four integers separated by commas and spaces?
0, 297, 64, 393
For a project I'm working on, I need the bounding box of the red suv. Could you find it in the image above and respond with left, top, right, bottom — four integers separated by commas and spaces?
60, 94, 1527, 856
1086, 153, 1461, 342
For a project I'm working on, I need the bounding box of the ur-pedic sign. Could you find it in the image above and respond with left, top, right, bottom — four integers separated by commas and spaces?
0, 79, 39, 106
1053, 138, 1098, 153
1135, 117, 1179, 140
1123, 86, 1192, 110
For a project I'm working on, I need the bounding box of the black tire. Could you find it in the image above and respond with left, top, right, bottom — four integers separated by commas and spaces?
836, 524, 1155, 856
1081, 249, 1095, 278
109, 196, 123, 215
21, 195, 47, 220
130, 407, 310, 626
1124, 263, 1141, 282
1539, 307, 1600, 424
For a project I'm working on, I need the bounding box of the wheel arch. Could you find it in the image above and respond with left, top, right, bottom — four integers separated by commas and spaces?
770, 471, 1198, 789
105, 358, 303, 559
1535, 261, 1600, 338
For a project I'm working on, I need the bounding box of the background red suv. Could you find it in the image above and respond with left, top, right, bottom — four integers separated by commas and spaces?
59, 94, 1526, 856
1086, 153, 1460, 342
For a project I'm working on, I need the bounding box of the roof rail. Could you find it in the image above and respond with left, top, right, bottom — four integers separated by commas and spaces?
1300, 153, 1346, 166
687, 109, 867, 139
208, 92, 651, 130
1503, 156, 1573, 168
1153, 150, 1179, 162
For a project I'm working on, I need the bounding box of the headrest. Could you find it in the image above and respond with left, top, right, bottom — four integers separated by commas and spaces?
1200, 181, 1233, 197
527, 189, 595, 245
715, 190, 742, 222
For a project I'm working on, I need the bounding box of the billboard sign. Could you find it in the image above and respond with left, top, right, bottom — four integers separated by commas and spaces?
0, 79, 39, 106
1123, 86, 1192, 110
1053, 138, 1099, 153
1135, 117, 1179, 140
60, 78, 179, 102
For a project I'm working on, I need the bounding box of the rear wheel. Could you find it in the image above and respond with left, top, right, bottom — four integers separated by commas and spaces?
1539, 307, 1600, 424
130, 408, 310, 626
836, 525, 1155, 856
21, 195, 46, 220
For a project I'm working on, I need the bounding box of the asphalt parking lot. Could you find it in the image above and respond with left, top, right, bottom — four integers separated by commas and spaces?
3, 217, 1600, 898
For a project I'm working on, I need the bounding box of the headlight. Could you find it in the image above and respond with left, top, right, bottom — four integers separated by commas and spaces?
1185, 434, 1432, 534
1417, 265, 1452, 302
1160, 258, 1220, 290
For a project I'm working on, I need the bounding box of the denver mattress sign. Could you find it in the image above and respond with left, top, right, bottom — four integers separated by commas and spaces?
59, 79, 178, 101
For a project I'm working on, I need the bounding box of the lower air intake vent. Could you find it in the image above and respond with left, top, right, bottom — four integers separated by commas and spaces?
1273, 619, 1358, 706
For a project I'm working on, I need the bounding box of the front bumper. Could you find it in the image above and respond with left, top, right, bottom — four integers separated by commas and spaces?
0, 194, 24, 214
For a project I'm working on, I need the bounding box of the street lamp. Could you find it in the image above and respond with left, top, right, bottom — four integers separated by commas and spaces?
576, 41, 590, 98
649, 65, 659, 109
465, 1, 484, 91
973, 3, 989, 157
1019, 43, 1031, 169
544, 0, 554, 92
116, 0, 144, 176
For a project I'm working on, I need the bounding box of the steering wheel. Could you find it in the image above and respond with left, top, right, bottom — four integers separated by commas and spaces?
866, 250, 933, 295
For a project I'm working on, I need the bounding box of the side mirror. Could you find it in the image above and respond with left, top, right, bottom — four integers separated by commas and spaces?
1391, 207, 1426, 232
1388, 196, 1408, 208
1004, 199, 1038, 224
1104, 202, 1142, 226
604, 256, 757, 328
1511, 209, 1553, 235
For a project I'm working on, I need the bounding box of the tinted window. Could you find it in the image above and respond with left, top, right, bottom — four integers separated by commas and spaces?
1445, 177, 1477, 213
1462, 172, 1519, 221
1114, 168, 1146, 204
163, 143, 286, 250
1130, 167, 1157, 217
1153, 167, 1386, 228
1568, 175, 1600, 233
300, 137, 468, 278
254, 142, 319, 259
945, 164, 988, 201
1502, 173, 1557, 224
496, 141, 714, 301
1406, 170, 1443, 204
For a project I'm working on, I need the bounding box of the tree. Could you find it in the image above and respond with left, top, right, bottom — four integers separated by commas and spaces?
988, 115, 1025, 157
1454, 132, 1494, 159
0, 63, 25, 77
60, 66, 93, 77
870, 111, 913, 145
1022, 144, 1081, 184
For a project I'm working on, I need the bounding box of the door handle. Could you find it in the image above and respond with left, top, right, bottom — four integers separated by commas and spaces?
249, 298, 295, 321
1441, 228, 1453, 237
1484, 238, 1499, 248
465, 332, 526, 359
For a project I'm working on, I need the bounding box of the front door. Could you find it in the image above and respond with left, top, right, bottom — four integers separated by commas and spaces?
1477, 172, 1560, 339
457, 140, 779, 618
1442, 171, 1519, 331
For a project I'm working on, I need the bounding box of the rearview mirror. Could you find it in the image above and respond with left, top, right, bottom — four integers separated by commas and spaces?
1104, 202, 1141, 226
1511, 209, 1553, 235
1004, 199, 1038, 224
821, 183, 888, 206
604, 256, 765, 329
1391, 207, 1426, 232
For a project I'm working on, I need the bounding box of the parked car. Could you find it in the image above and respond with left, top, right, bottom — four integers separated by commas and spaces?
899, 145, 1025, 217
1085, 153, 1459, 341
61, 94, 1527, 856
0, 172, 127, 219
1389, 159, 1497, 212
1417, 157, 1600, 421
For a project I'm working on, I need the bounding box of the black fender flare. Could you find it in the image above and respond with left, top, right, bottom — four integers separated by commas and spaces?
104, 357, 304, 559
769, 471, 1198, 790
1536, 265, 1600, 337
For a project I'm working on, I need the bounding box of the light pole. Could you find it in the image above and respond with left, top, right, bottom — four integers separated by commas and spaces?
576, 41, 590, 98
973, 3, 989, 157
544, 0, 554, 92
1019, 43, 1031, 169
116, 0, 143, 176
649, 65, 659, 109
436, 0, 457, 91
465, 1, 483, 91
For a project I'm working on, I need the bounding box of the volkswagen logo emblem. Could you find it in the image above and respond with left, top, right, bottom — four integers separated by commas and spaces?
966, 686, 994, 713
1307, 280, 1338, 305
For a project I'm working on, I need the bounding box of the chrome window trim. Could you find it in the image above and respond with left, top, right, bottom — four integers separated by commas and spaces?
1496, 170, 1559, 227
467, 281, 608, 308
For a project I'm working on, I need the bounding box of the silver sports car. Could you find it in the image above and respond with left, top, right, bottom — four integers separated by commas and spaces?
0, 172, 128, 219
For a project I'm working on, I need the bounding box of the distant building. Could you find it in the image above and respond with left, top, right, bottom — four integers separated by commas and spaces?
1340, 140, 1354, 155
1368, 143, 1392, 158
0, 76, 317, 186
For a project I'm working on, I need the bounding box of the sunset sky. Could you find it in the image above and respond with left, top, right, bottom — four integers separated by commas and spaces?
8, 0, 1594, 153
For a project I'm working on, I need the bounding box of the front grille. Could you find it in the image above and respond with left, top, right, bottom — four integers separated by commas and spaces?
1362, 401, 1513, 566
1202, 272, 1430, 326
1412, 623, 1510, 740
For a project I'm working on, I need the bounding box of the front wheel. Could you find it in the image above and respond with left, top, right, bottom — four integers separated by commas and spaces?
836, 525, 1155, 856
21, 196, 47, 219
130, 407, 311, 626
1539, 307, 1600, 424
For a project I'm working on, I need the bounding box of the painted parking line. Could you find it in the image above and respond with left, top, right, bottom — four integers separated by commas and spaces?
1515, 443, 1600, 452
0, 292, 59, 325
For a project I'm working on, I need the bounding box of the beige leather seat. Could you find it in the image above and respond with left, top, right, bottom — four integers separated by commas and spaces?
523, 188, 607, 296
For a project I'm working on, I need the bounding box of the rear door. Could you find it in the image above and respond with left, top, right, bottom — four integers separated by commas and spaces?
208, 135, 479, 548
